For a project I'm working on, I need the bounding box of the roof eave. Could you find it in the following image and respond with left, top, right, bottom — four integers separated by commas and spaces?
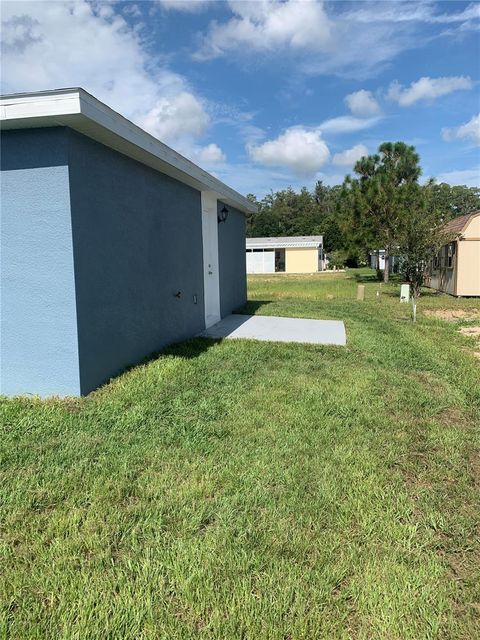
0, 88, 257, 214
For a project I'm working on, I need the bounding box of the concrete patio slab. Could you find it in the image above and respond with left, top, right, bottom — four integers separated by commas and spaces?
198, 314, 346, 346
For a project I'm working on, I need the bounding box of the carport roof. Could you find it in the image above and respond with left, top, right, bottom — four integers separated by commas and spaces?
0, 88, 256, 214
246, 236, 323, 249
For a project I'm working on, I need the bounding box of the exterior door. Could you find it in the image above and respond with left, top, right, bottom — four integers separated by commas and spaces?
201, 191, 221, 328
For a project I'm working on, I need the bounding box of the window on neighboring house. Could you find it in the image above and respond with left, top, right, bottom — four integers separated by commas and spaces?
447, 242, 455, 269
439, 245, 449, 269
438, 247, 445, 269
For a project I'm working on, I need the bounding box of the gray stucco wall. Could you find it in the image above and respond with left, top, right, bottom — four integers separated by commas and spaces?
67, 129, 205, 394
0, 129, 81, 396
217, 201, 247, 317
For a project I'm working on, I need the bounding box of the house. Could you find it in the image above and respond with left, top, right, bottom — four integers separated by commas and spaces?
0, 88, 256, 397
426, 211, 480, 297
246, 236, 324, 274
369, 250, 401, 273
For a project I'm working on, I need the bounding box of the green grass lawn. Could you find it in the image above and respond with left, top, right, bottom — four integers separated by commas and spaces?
1, 269, 479, 639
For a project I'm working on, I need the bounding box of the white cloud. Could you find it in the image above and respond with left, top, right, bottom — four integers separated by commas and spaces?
442, 114, 480, 146
193, 1, 480, 78
387, 76, 473, 106
319, 115, 381, 134
195, 0, 333, 60
157, 0, 211, 12
0, 1, 210, 147
196, 143, 226, 164
333, 144, 369, 166
121, 3, 142, 19
247, 126, 330, 175
345, 1, 480, 24
344, 90, 380, 117
137, 92, 209, 141
174, 142, 226, 168
434, 168, 480, 188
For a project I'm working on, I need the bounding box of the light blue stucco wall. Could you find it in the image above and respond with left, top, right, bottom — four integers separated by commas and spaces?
67, 129, 206, 394
0, 129, 81, 396
217, 201, 247, 317
1, 126, 246, 397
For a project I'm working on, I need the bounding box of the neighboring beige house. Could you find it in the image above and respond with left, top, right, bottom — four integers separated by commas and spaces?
426, 211, 480, 296
246, 236, 324, 274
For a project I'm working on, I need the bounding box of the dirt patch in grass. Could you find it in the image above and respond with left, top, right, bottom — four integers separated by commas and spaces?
446, 546, 480, 582
392, 390, 479, 636
423, 309, 480, 321
469, 450, 480, 487
435, 407, 469, 428
458, 326, 480, 338
440, 515, 480, 638
458, 326, 480, 360
412, 370, 449, 395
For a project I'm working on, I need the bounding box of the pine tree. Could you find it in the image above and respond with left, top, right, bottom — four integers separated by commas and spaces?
341, 142, 422, 283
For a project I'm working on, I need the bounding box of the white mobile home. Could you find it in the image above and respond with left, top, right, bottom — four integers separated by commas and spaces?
246, 236, 324, 274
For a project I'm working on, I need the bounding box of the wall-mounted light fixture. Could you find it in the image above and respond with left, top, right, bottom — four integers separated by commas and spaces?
218, 205, 229, 224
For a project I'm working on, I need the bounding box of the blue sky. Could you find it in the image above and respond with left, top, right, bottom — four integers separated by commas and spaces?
1, 0, 479, 196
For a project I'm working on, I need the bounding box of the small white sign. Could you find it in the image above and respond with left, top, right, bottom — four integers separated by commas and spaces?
400, 284, 410, 303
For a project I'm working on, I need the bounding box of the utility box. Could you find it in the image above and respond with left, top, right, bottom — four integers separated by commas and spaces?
400, 284, 410, 303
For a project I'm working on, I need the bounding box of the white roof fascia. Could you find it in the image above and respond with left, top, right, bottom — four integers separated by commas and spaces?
0, 88, 256, 214
246, 243, 322, 249
246, 238, 323, 249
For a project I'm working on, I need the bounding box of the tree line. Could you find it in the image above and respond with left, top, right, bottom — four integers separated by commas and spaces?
246, 142, 480, 295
